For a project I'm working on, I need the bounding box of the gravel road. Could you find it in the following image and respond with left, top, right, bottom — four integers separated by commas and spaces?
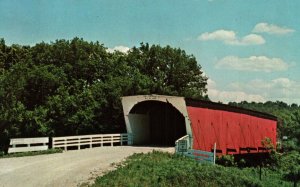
0, 146, 174, 187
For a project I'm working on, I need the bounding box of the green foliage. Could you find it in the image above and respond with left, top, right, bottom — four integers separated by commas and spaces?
92, 151, 291, 187
216, 154, 236, 167
261, 137, 275, 150
0, 38, 208, 152
280, 151, 300, 186
126, 44, 208, 99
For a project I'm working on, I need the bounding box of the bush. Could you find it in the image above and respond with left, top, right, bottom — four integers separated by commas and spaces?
92, 151, 291, 187
216, 154, 236, 167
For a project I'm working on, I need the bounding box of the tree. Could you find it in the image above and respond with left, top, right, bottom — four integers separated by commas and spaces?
0, 38, 209, 153
126, 43, 208, 99
281, 151, 300, 187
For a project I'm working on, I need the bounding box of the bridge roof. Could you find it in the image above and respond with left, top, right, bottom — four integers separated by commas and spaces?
121, 95, 277, 121
185, 98, 277, 121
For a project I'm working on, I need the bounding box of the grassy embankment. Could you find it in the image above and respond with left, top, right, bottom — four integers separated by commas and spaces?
92, 151, 291, 187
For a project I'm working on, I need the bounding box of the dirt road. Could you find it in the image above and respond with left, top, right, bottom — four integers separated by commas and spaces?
0, 146, 174, 187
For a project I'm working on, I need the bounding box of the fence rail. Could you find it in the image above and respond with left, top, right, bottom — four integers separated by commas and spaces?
183, 149, 214, 163
8, 137, 49, 153
52, 133, 132, 151
175, 135, 216, 164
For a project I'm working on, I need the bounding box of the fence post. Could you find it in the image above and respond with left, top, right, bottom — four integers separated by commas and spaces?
64, 138, 67, 151
213, 142, 217, 165
120, 135, 123, 146
111, 135, 113, 146
78, 138, 80, 150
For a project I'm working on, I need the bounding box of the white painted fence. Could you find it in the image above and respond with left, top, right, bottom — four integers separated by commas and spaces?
8, 137, 49, 153
52, 133, 132, 151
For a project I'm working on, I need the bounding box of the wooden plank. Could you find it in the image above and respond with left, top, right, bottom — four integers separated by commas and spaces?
8, 146, 48, 153
52, 144, 66, 148
184, 154, 213, 162
78, 140, 92, 143
63, 140, 81, 144
187, 149, 214, 157
185, 152, 213, 158
54, 140, 123, 147
188, 149, 214, 156
183, 151, 214, 163
101, 136, 118, 139
53, 143, 66, 146
53, 133, 122, 139
97, 140, 121, 143
10, 137, 49, 145
63, 138, 80, 141
52, 133, 131, 150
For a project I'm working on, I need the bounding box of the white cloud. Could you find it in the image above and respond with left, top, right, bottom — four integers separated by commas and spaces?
107, 45, 130, 53
253, 23, 295, 35
208, 78, 300, 104
228, 78, 300, 104
239, 34, 265, 45
198, 29, 265, 46
199, 30, 236, 41
216, 55, 289, 72
207, 79, 266, 103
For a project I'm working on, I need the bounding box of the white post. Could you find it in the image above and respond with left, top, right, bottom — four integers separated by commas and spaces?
64, 139, 67, 151
213, 142, 217, 165
120, 135, 123, 146
78, 138, 80, 150
111, 136, 113, 146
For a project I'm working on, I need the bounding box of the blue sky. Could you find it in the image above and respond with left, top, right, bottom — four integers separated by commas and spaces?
1, 0, 300, 104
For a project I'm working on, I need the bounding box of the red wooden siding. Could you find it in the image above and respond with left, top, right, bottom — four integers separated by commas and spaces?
187, 106, 277, 155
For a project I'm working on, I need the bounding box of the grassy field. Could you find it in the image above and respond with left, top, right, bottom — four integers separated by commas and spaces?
92, 151, 291, 187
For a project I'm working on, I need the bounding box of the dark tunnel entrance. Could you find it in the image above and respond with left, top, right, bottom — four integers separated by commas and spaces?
129, 101, 187, 146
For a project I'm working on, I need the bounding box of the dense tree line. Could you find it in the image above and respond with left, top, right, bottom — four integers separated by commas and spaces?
1, 38, 299, 155
0, 38, 208, 151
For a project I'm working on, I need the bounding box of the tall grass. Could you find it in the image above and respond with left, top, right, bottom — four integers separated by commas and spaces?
92, 151, 291, 187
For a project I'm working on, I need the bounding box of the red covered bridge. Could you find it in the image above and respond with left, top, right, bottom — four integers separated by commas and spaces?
121, 95, 277, 155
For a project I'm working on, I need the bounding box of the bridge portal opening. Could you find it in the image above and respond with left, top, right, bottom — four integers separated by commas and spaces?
128, 101, 186, 146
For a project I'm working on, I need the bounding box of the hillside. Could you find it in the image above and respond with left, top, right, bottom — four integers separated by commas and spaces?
92, 151, 293, 187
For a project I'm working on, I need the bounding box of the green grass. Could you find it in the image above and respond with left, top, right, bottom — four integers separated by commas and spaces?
92, 151, 291, 187
0, 148, 63, 159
